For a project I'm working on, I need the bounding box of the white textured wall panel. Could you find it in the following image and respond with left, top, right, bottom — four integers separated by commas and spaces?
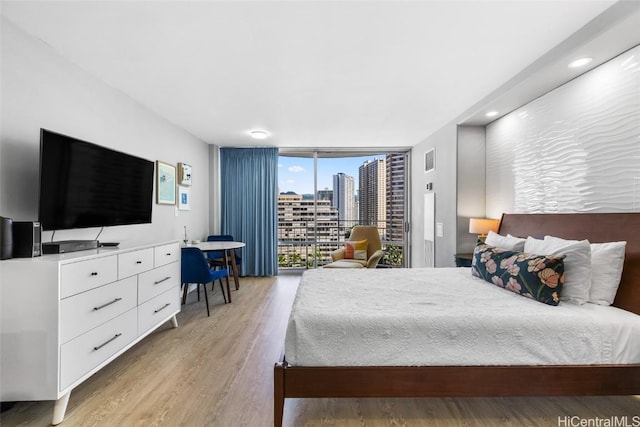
486, 46, 640, 217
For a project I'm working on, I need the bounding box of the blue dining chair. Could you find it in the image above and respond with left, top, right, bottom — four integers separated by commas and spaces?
181, 247, 230, 317
206, 234, 243, 271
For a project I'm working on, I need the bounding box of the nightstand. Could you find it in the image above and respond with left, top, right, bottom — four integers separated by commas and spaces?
454, 253, 473, 267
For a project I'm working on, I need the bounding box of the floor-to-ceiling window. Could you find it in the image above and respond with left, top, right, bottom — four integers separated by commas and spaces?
277, 151, 410, 270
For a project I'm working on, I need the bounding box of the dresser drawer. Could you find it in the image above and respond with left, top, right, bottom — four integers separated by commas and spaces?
154, 242, 180, 267
60, 256, 118, 299
60, 276, 137, 344
138, 262, 179, 304
118, 248, 154, 279
138, 288, 180, 335
60, 308, 137, 391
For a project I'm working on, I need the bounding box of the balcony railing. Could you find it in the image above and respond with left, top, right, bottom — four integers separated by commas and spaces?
277, 221, 405, 270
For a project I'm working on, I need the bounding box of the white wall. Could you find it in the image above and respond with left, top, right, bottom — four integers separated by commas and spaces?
0, 19, 211, 245
486, 45, 640, 216
410, 122, 457, 267
410, 5, 640, 265
456, 125, 486, 254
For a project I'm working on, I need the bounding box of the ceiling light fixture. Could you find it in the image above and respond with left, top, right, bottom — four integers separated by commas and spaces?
568, 57, 592, 68
250, 130, 269, 139
485, 111, 499, 118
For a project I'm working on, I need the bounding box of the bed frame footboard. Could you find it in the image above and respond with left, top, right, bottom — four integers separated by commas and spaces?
273, 359, 640, 427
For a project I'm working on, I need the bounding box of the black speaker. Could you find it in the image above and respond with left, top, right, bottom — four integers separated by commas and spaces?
12, 221, 41, 258
0, 216, 12, 260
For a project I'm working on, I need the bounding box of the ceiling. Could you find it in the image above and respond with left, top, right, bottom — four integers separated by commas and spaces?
1, 1, 637, 149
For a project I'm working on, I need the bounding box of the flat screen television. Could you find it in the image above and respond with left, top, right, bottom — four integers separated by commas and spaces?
38, 129, 154, 231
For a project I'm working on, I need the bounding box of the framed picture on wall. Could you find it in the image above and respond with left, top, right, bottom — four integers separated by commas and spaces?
178, 186, 191, 211
178, 162, 192, 186
156, 161, 176, 205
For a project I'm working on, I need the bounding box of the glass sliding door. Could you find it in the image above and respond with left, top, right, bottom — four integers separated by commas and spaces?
277, 155, 315, 269
278, 151, 409, 271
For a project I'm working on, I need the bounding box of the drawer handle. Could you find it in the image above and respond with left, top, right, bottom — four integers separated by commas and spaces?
154, 303, 171, 314
93, 333, 122, 351
136, 261, 142, 264
166, 253, 172, 256
154, 276, 171, 285
90, 272, 98, 276
93, 297, 122, 311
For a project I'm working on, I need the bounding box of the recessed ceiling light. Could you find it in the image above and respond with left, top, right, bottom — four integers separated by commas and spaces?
250, 130, 269, 139
485, 111, 499, 118
568, 57, 592, 68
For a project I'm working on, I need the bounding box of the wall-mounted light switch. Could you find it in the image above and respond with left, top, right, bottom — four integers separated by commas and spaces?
436, 222, 444, 237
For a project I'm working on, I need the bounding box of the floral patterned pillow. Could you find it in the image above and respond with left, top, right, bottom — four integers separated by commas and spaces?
471, 242, 566, 306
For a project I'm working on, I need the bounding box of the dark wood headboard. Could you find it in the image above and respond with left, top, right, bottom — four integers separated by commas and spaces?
498, 213, 640, 316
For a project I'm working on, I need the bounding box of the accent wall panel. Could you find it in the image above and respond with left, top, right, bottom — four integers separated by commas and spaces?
486, 45, 640, 217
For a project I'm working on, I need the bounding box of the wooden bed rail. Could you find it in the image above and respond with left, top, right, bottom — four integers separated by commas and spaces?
274, 361, 640, 427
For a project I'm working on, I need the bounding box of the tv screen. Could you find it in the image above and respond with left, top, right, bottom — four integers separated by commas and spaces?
38, 129, 154, 231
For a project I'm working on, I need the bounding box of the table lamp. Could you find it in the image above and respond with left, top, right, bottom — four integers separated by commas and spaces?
469, 218, 500, 241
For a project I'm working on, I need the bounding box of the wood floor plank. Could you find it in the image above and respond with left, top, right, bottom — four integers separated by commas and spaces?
2, 273, 639, 426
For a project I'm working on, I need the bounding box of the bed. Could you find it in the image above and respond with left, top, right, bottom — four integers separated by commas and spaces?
273, 213, 640, 427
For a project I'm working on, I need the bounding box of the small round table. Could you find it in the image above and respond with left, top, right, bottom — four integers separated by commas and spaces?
187, 241, 245, 295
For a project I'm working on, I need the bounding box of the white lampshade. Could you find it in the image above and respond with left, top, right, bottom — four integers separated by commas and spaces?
469, 218, 500, 236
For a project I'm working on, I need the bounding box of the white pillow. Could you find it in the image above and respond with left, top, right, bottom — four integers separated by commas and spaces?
589, 241, 626, 306
524, 235, 592, 305
484, 231, 526, 251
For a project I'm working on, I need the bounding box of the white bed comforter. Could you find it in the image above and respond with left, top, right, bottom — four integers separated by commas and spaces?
284, 268, 640, 366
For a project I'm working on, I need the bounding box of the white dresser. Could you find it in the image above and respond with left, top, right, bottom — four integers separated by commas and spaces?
0, 241, 181, 425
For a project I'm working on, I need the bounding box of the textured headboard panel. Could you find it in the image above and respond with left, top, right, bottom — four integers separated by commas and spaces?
498, 213, 640, 316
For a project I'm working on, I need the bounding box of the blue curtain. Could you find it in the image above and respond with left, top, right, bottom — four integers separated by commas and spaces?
220, 147, 278, 276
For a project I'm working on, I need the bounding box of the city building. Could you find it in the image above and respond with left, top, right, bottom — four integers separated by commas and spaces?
358, 158, 387, 232
317, 188, 333, 202
277, 192, 339, 267
332, 172, 357, 228
386, 153, 406, 243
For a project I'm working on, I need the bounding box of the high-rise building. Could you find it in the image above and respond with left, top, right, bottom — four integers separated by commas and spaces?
277, 192, 339, 267
317, 188, 333, 202
358, 158, 386, 231
332, 173, 357, 228
386, 153, 406, 242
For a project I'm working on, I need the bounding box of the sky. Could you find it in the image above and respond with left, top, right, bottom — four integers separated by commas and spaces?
278, 155, 379, 195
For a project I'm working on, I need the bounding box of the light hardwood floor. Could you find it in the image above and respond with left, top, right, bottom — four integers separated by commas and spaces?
2, 274, 639, 426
